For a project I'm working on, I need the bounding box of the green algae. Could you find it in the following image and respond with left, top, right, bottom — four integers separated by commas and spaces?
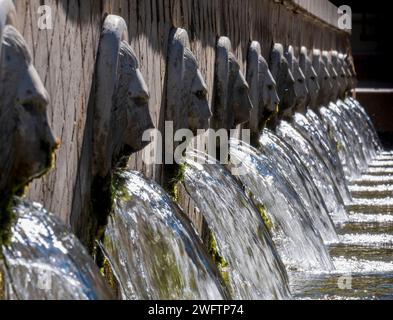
163, 163, 186, 203
245, 190, 273, 232
207, 232, 232, 295
0, 197, 15, 247
0, 266, 4, 300
0, 141, 58, 247
256, 203, 273, 232
90, 174, 116, 254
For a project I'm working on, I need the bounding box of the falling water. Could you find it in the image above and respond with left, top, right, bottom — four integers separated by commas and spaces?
329, 102, 368, 170
3, 95, 392, 300
101, 170, 225, 300
182, 150, 291, 299
259, 129, 341, 235
319, 106, 360, 178
292, 111, 352, 203
339, 101, 376, 162
290, 98, 393, 299
0, 198, 111, 300
228, 139, 335, 270
345, 98, 384, 154
276, 121, 348, 222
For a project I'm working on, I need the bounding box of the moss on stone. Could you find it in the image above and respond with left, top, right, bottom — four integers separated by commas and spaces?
0, 197, 15, 247
143, 225, 184, 298
0, 266, 4, 300
100, 256, 119, 297
163, 163, 186, 203
256, 203, 273, 232
207, 232, 232, 294
263, 104, 280, 130
0, 143, 58, 248
116, 184, 132, 203
90, 174, 116, 253
245, 190, 272, 232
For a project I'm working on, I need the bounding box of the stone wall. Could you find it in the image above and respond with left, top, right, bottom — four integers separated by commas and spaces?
13, 0, 350, 240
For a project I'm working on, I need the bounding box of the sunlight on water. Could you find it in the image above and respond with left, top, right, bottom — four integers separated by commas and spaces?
1, 199, 111, 300
102, 170, 225, 300
182, 151, 291, 299
229, 139, 336, 270
287, 99, 393, 300
276, 121, 348, 221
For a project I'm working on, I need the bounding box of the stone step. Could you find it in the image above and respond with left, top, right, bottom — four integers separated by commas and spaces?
338, 221, 393, 235
351, 175, 393, 186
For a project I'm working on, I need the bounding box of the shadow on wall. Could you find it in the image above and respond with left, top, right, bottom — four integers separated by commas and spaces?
84, 0, 349, 63
57, 0, 103, 23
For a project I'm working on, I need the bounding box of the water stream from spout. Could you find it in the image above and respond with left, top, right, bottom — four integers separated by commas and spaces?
1, 198, 111, 300
182, 151, 291, 299
101, 170, 225, 300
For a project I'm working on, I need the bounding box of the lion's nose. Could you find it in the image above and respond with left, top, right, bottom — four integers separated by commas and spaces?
129, 70, 149, 101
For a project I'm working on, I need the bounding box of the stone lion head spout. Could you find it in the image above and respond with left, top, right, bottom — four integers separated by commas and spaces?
246, 41, 279, 144
269, 43, 296, 121
93, 15, 154, 179
284, 45, 308, 116
312, 49, 333, 109
0, 25, 57, 204
113, 41, 153, 163
331, 51, 348, 100
343, 54, 357, 93
166, 28, 211, 135
299, 47, 320, 111
322, 51, 339, 103
212, 37, 253, 131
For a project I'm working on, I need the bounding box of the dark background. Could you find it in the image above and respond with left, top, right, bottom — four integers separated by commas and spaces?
330, 0, 393, 148
330, 0, 393, 88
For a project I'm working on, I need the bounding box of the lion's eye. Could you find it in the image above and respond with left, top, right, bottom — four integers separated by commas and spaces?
267, 84, 274, 91
311, 76, 316, 81
298, 79, 304, 84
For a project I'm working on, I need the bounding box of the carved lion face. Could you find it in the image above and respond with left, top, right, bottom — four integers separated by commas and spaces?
167, 28, 211, 135
0, 26, 57, 195
270, 44, 296, 116
312, 50, 333, 107
247, 42, 279, 139
343, 54, 357, 92
333, 52, 348, 99
285, 46, 308, 116
228, 53, 253, 128
299, 47, 320, 111
185, 49, 211, 134
212, 37, 252, 131
322, 51, 339, 102
112, 41, 154, 164
259, 57, 279, 116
